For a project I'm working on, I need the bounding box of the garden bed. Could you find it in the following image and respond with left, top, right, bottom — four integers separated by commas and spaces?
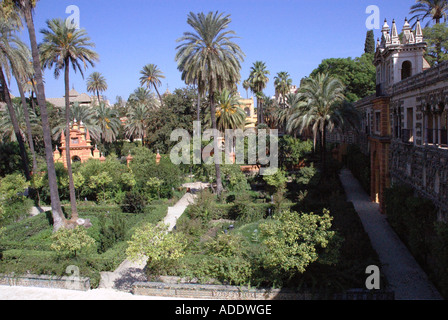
0, 205, 167, 289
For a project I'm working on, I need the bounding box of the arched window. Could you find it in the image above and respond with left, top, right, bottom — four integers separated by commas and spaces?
244, 107, 251, 117
72, 156, 81, 163
401, 61, 412, 80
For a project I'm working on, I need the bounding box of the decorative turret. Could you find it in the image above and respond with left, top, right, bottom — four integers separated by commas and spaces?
381, 19, 391, 46
391, 19, 400, 45
402, 18, 415, 44
375, 18, 429, 96
415, 18, 423, 43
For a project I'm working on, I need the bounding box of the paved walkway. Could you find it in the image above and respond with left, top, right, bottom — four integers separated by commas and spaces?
339, 168, 443, 300
98, 191, 198, 291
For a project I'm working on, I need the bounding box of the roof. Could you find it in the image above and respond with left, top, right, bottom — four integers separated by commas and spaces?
47, 89, 93, 108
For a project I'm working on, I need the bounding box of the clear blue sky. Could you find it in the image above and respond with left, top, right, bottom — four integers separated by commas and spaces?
12, 0, 416, 103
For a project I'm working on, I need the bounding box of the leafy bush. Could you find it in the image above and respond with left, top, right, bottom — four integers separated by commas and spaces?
98, 213, 127, 254
0, 173, 33, 226
346, 145, 370, 193
121, 191, 147, 213
50, 226, 96, 257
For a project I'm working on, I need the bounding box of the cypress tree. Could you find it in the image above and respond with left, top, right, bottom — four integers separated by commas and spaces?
364, 30, 376, 54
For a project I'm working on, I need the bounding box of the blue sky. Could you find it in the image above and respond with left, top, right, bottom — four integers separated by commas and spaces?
12, 0, 416, 103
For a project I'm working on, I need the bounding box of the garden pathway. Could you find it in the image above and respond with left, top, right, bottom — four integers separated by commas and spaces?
98, 187, 201, 292
339, 168, 443, 300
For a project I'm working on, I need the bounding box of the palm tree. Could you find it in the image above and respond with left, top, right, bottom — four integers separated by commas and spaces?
4, 34, 39, 174
286, 73, 352, 172
51, 102, 101, 142
410, 0, 448, 26
274, 71, 293, 108
175, 11, 245, 195
87, 71, 108, 105
124, 103, 151, 146
94, 102, 121, 143
0, 100, 38, 141
128, 87, 155, 107
242, 79, 251, 99
3, 0, 66, 231
247, 61, 270, 125
214, 89, 247, 131
0, 14, 31, 181
40, 18, 99, 223
139, 64, 165, 107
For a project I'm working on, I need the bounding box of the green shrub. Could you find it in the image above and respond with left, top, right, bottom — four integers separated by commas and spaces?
50, 227, 96, 258
121, 191, 146, 213
98, 213, 127, 254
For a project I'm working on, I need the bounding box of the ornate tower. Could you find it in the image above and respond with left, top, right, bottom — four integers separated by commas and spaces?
374, 18, 429, 96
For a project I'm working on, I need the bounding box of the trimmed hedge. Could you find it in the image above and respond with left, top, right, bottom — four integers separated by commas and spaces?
0, 204, 168, 289
385, 184, 448, 299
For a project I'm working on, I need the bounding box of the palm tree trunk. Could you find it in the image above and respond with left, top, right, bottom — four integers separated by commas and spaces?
64, 59, 79, 222
0, 67, 31, 181
209, 91, 223, 195
154, 85, 164, 108
23, 3, 66, 232
321, 125, 327, 175
97, 90, 101, 105
14, 71, 38, 174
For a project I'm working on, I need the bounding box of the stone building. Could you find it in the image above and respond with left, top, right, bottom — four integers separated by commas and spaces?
47, 88, 110, 108
354, 18, 448, 218
238, 96, 258, 129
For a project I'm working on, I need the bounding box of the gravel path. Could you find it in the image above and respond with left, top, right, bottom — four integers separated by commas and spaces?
339, 168, 443, 300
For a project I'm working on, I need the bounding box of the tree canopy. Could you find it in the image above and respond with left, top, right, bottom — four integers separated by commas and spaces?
309, 53, 376, 103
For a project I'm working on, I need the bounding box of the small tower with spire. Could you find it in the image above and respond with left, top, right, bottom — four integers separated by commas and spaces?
375, 18, 429, 96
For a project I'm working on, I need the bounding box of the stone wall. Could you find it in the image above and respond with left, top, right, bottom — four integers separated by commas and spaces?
132, 282, 394, 300
0, 274, 91, 291
389, 141, 448, 219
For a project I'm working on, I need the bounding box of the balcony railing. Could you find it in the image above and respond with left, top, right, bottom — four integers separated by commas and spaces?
401, 129, 414, 144
426, 129, 448, 146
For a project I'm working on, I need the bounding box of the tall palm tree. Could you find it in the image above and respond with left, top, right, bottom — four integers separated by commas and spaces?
124, 103, 150, 146
0, 100, 38, 142
40, 18, 99, 222
128, 87, 155, 107
3, 0, 66, 231
274, 71, 292, 108
214, 89, 247, 131
242, 79, 251, 99
8, 38, 38, 174
247, 61, 270, 125
87, 71, 107, 105
139, 63, 165, 107
286, 73, 355, 172
51, 102, 101, 142
94, 102, 121, 143
410, 0, 448, 26
175, 11, 245, 195
0, 14, 31, 181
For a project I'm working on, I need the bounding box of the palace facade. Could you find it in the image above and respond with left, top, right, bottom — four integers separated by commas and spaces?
353, 19, 448, 218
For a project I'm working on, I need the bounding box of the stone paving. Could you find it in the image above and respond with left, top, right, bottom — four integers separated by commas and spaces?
339, 168, 443, 300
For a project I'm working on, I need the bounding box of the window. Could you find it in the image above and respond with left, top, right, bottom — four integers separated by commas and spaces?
401, 61, 412, 80
71, 138, 79, 145
375, 111, 381, 133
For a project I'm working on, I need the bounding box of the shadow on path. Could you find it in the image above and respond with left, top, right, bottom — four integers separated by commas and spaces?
339, 168, 443, 300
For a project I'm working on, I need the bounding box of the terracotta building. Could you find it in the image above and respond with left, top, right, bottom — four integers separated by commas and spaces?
54, 120, 102, 167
